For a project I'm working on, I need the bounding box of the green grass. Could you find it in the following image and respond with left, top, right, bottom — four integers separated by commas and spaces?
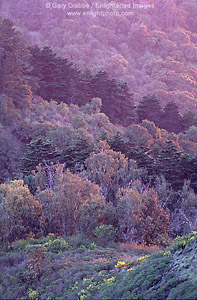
0, 232, 196, 299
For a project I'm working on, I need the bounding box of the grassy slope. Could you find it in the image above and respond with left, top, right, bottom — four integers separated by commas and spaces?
96, 232, 197, 300
0, 232, 196, 300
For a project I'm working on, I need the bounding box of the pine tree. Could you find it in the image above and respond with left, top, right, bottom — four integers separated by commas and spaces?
181, 111, 197, 132
108, 131, 128, 154
29, 46, 80, 104
60, 137, 93, 171
90, 71, 136, 126
137, 94, 162, 126
161, 101, 182, 133
0, 18, 33, 110
21, 138, 60, 175
108, 131, 154, 179
155, 141, 184, 190
127, 147, 154, 179
180, 153, 197, 193
76, 69, 93, 106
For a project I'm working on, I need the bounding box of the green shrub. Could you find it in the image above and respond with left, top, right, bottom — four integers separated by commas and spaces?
68, 234, 91, 249
28, 288, 39, 300
47, 238, 69, 253
88, 242, 96, 250
95, 225, 117, 245
11, 236, 50, 252
11, 239, 33, 251
171, 231, 197, 252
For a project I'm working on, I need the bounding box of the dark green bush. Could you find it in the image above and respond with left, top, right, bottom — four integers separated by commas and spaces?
68, 234, 91, 249
95, 225, 117, 245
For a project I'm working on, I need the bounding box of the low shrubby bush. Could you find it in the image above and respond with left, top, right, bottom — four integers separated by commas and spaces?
68, 233, 92, 249
171, 231, 197, 252
95, 225, 117, 245
45, 238, 69, 253
0, 232, 195, 300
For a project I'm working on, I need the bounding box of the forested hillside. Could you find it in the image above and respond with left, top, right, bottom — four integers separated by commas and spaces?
0, 0, 196, 113
0, 9, 197, 250
0, 1, 197, 299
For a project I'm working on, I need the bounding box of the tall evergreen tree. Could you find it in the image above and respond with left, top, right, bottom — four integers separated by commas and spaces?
180, 153, 197, 193
60, 137, 93, 171
29, 46, 81, 104
0, 18, 33, 110
76, 69, 93, 106
108, 131, 128, 154
155, 141, 184, 190
90, 71, 136, 126
181, 111, 197, 132
108, 131, 154, 180
127, 146, 154, 180
136, 94, 162, 126
21, 138, 60, 175
161, 101, 182, 133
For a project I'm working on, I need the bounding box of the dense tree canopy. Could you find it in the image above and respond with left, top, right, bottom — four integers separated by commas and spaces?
0, 14, 196, 249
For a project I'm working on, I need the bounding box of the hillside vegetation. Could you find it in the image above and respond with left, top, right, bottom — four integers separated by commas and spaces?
0, 2, 197, 299
0, 232, 196, 299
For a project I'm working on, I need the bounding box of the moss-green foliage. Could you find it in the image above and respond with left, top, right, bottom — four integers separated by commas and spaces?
94, 225, 117, 245
0, 232, 196, 299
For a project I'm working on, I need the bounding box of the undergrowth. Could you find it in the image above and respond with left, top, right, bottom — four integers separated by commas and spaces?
0, 232, 196, 299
